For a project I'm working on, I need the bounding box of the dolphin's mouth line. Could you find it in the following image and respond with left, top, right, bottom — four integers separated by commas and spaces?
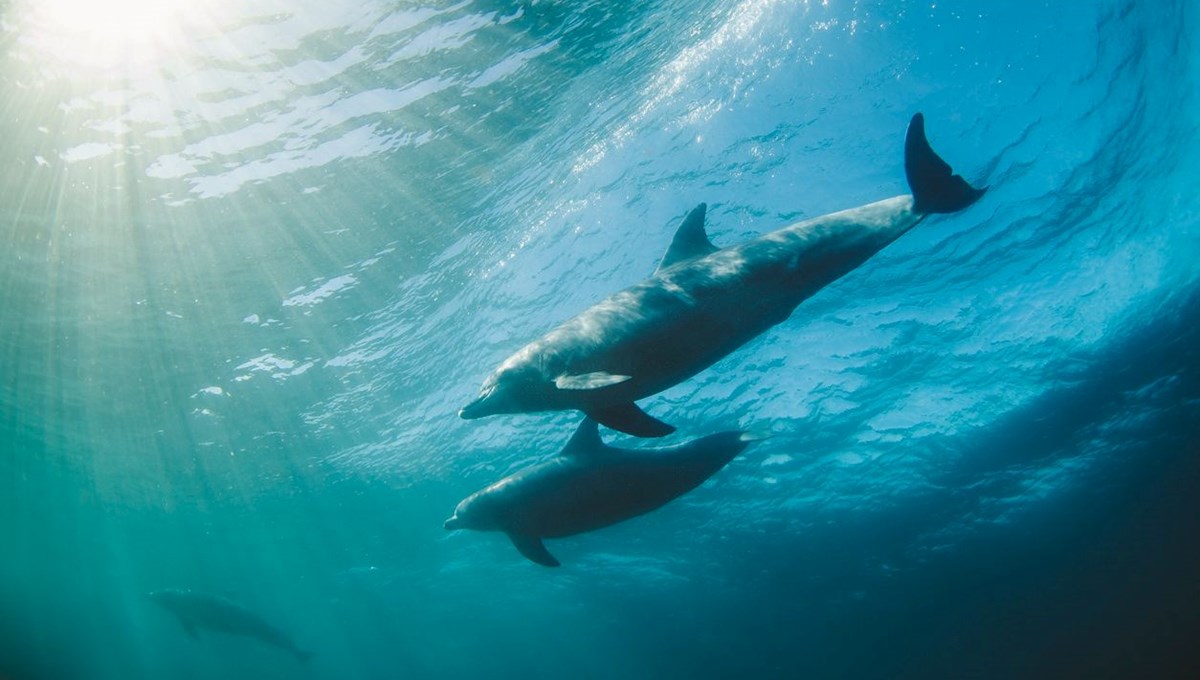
458, 399, 484, 419
443, 515, 462, 530
459, 383, 497, 419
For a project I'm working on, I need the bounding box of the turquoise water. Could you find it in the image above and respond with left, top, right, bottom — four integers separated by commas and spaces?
2, 0, 1198, 678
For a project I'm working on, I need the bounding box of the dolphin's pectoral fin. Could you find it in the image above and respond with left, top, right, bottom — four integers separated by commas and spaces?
586, 402, 676, 438
554, 371, 632, 390
182, 621, 200, 639
904, 113, 986, 214
508, 533, 560, 567
655, 203, 716, 274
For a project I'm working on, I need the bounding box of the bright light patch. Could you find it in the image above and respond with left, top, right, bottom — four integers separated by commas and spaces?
22, 0, 222, 70
37, 0, 176, 42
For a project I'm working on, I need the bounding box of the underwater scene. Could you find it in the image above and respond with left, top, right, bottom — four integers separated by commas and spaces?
2, 0, 1198, 678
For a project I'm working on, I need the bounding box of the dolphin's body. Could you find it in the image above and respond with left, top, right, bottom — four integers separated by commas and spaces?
460, 114, 985, 437
148, 589, 310, 663
444, 418, 759, 566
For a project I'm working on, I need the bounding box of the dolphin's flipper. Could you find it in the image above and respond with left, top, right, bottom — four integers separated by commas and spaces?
182, 621, 200, 639
655, 203, 716, 274
509, 533, 560, 567
904, 113, 986, 214
586, 402, 675, 438
293, 649, 313, 664
554, 371, 632, 390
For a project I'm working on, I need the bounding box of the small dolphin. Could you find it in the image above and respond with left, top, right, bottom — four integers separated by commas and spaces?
444, 418, 760, 566
148, 589, 311, 663
460, 113, 986, 437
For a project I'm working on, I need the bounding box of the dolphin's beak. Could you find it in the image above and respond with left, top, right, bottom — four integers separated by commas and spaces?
458, 395, 488, 420
458, 390, 496, 417
460, 381, 503, 420
444, 515, 462, 531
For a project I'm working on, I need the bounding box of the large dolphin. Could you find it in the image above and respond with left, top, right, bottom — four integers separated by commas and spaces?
444, 418, 759, 566
460, 113, 986, 437
148, 589, 311, 662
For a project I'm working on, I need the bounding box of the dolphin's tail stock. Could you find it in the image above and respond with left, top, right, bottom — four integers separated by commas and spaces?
904, 113, 987, 214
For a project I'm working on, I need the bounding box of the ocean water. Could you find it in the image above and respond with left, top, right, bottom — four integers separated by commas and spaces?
1, 0, 1198, 678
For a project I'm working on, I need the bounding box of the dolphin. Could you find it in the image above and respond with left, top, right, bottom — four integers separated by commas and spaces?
444, 418, 760, 566
460, 113, 986, 437
148, 589, 311, 663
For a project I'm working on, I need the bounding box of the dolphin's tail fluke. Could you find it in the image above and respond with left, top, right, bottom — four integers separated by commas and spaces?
904, 113, 986, 214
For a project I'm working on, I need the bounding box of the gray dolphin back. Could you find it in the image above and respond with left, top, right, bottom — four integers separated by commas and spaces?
445, 419, 757, 566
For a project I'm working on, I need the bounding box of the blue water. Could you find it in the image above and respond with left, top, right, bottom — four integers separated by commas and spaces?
2, 0, 1198, 678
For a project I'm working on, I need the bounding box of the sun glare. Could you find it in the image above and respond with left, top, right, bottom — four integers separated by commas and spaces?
23, 0, 221, 70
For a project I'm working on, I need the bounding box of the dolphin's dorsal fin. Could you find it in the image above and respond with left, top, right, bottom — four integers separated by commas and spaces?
561, 417, 606, 457
508, 533, 560, 567
554, 372, 631, 390
654, 203, 715, 274
585, 402, 675, 438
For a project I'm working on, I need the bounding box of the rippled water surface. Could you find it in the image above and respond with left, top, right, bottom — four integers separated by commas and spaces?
2, 1, 1198, 678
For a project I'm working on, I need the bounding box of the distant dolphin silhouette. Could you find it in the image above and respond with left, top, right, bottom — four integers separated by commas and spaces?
460, 113, 986, 437
444, 418, 761, 566
148, 589, 311, 663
